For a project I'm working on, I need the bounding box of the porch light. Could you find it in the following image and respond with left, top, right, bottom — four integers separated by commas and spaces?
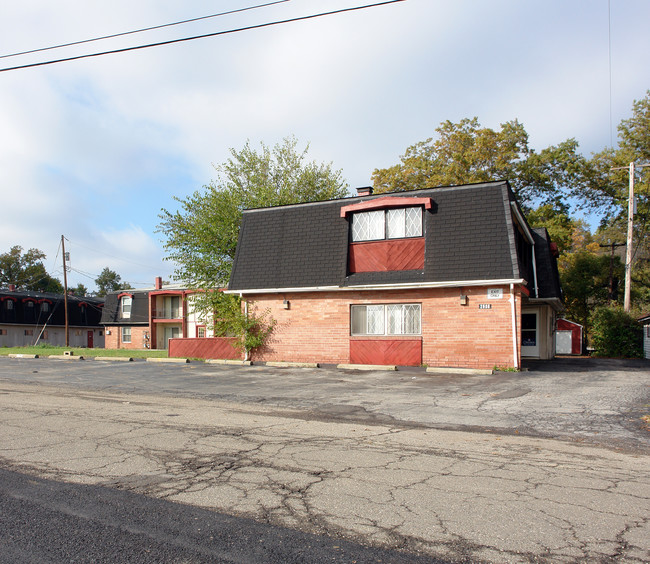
460, 295, 468, 306
283, 299, 290, 310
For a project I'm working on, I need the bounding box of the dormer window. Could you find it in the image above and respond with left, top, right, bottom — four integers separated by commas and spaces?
351, 207, 422, 242
120, 295, 132, 319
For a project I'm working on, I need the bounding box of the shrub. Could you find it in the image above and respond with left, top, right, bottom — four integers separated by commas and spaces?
589, 306, 643, 358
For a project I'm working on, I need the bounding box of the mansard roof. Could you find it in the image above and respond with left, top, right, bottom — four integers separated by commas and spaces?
227, 180, 561, 301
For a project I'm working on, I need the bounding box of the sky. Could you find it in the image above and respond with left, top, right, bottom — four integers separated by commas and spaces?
1, 0, 648, 292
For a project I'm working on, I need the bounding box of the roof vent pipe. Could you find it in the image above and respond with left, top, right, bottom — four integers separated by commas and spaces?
356, 186, 373, 197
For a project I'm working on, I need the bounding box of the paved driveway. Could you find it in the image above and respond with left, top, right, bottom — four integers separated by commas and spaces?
0, 356, 648, 453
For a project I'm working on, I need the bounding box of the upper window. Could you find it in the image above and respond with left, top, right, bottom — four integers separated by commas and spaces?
351, 304, 421, 336
120, 296, 132, 319
351, 207, 422, 242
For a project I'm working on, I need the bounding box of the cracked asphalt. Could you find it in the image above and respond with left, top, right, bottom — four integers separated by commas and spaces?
0, 356, 648, 562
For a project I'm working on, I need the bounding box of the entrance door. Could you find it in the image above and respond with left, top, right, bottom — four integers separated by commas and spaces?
521, 311, 539, 357
87, 330, 94, 348
163, 326, 181, 349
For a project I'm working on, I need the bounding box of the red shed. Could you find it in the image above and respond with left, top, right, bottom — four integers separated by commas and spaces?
555, 318, 583, 355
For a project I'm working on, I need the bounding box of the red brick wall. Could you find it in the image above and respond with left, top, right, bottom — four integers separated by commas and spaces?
246, 286, 522, 369
169, 337, 241, 360
104, 326, 150, 350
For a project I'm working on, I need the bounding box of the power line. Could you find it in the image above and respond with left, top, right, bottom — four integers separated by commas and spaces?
0, 0, 406, 73
0, 0, 290, 60
64, 237, 163, 272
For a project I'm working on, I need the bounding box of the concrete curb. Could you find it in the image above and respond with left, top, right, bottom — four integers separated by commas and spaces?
205, 359, 252, 366
48, 355, 84, 360
426, 367, 493, 375
8, 354, 39, 359
94, 356, 134, 362
146, 357, 190, 364
337, 363, 397, 371
265, 361, 320, 369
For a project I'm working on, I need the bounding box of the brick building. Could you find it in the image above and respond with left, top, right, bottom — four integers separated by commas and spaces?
226, 181, 563, 369
101, 278, 210, 350
0, 287, 105, 348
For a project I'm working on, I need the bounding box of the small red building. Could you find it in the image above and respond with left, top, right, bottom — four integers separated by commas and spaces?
555, 318, 583, 355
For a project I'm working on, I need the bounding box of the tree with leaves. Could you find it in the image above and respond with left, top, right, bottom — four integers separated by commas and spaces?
94, 267, 130, 297
158, 136, 348, 351
0, 246, 63, 293
371, 117, 589, 209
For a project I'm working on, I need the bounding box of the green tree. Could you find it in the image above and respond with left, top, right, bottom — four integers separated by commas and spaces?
560, 252, 622, 337
576, 91, 650, 312
158, 137, 348, 342
0, 245, 63, 293
526, 202, 591, 255
70, 283, 89, 296
371, 118, 588, 209
94, 267, 130, 297
589, 306, 643, 358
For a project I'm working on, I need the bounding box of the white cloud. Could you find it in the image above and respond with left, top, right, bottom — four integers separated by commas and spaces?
1, 0, 649, 290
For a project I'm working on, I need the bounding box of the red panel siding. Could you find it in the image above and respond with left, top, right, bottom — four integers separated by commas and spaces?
350, 339, 422, 366
349, 238, 424, 273
168, 337, 241, 359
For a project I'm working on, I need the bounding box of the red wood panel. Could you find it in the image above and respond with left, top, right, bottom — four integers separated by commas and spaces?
349, 238, 424, 273
169, 337, 242, 359
350, 339, 422, 366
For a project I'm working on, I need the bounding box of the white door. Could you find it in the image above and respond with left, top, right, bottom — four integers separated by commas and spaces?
555, 330, 573, 355
521, 311, 539, 357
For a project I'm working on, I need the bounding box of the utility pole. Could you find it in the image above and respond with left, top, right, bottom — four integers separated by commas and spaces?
624, 162, 634, 312
611, 162, 649, 312
61, 235, 69, 347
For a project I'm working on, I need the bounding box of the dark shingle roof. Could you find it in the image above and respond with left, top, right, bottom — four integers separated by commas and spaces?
228, 181, 526, 291
100, 290, 149, 325
532, 228, 562, 301
0, 289, 104, 327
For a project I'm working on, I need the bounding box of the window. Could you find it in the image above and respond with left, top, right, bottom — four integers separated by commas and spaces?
24, 300, 36, 323
352, 207, 422, 242
42, 330, 48, 340
41, 301, 49, 313
163, 295, 181, 319
121, 327, 132, 343
120, 296, 132, 319
197, 326, 206, 338
351, 304, 421, 336
0, 329, 7, 335
24, 329, 34, 336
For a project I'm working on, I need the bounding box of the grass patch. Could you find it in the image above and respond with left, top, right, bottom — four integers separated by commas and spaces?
0, 345, 168, 359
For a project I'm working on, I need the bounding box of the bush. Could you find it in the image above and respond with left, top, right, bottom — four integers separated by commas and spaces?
589, 306, 643, 358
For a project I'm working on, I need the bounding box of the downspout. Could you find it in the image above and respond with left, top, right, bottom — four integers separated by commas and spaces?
241, 292, 249, 362
531, 244, 539, 298
510, 283, 519, 370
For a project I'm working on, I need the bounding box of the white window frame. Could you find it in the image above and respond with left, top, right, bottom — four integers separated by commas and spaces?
350, 304, 421, 336
120, 296, 132, 319
351, 207, 423, 242
121, 326, 132, 343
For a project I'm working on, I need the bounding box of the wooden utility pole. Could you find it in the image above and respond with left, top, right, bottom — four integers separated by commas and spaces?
612, 162, 648, 312
623, 162, 635, 312
61, 235, 69, 347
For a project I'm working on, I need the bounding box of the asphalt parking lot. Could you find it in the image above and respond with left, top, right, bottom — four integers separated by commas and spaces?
0, 355, 648, 453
